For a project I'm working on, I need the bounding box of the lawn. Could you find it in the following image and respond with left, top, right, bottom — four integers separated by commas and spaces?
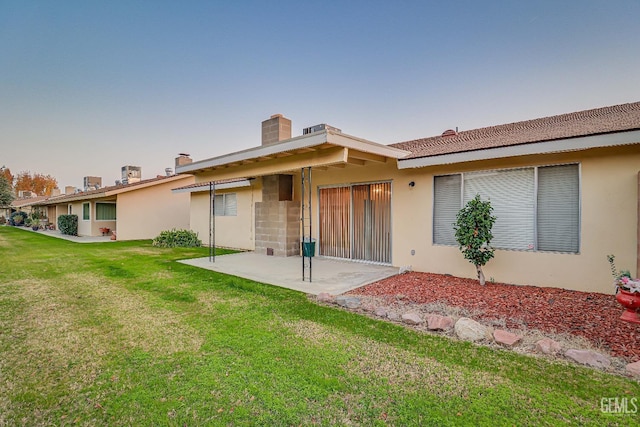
0, 227, 638, 426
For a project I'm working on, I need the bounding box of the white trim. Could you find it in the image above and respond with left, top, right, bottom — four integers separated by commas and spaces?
171, 179, 252, 194
398, 130, 640, 169
176, 130, 410, 174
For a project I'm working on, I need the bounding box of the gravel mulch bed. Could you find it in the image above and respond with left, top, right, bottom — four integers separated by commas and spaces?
348, 272, 640, 362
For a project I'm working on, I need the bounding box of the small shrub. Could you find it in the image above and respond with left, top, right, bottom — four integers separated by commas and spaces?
58, 214, 78, 236
152, 229, 201, 248
9, 211, 27, 226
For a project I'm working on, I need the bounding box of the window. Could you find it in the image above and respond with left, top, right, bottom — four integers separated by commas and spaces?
96, 202, 116, 221
68, 204, 72, 214
433, 164, 579, 253
82, 203, 90, 221
214, 193, 237, 216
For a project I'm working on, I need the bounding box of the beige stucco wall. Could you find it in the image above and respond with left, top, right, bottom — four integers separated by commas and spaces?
188, 143, 639, 294
115, 177, 193, 240
189, 182, 262, 250
388, 146, 640, 295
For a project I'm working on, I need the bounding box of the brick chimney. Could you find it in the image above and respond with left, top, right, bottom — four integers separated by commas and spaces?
175, 153, 192, 170
261, 114, 291, 146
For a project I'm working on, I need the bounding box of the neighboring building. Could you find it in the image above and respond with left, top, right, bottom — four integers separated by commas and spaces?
37, 173, 194, 240
177, 103, 640, 294
9, 195, 49, 218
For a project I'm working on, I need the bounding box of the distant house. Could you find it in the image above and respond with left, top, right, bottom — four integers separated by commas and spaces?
37, 174, 194, 240
8, 195, 49, 217
176, 104, 640, 294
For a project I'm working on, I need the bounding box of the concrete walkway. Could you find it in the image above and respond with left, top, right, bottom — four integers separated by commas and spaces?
179, 252, 399, 295
11, 226, 113, 243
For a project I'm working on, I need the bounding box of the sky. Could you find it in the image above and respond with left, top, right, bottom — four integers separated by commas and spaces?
1, 0, 639, 189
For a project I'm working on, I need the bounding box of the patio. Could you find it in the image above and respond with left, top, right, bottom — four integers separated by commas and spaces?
179, 252, 399, 295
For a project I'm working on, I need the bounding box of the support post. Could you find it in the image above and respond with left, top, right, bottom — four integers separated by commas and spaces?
209, 181, 216, 263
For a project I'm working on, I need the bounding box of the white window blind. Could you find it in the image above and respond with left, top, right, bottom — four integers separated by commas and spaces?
214, 193, 237, 216
433, 164, 579, 253
464, 169, 535, 250
537, 164, 579, 252
433, 175, 461, 245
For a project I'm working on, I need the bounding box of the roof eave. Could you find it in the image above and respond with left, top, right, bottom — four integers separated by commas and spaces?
176, 130, 410, 174
397, 130, 640, 169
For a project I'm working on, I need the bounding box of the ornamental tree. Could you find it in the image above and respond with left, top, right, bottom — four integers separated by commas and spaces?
454, 194, 497, 286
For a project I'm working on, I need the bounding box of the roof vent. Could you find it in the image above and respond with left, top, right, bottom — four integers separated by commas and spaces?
441, 129, 458, 137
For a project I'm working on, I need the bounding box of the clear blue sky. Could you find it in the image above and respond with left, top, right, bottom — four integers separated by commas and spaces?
2, 0, 639, 188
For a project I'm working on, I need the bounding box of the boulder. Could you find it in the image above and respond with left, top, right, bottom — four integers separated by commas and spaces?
426, 314, 454, 331
493, 330, 523, 347
625, 360, 640, 377
335, 296, 361, 309
316, 292, 334, 303
535, 338, 562, 355
565, 349, 611, 369
401, 312, 423, 325
454, 317, 489, 342
387, 311, 400, 321
374, 307, 387, 318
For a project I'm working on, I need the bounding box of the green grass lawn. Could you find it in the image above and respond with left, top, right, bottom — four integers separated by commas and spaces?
0, 226, 638, 426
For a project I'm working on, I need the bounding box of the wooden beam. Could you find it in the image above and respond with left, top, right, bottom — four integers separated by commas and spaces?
348, 151, 388, 163
346, 157, 366, 166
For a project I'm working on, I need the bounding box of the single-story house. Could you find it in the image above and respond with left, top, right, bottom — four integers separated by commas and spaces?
37, 174, 194, 240
176, 104, 640, 294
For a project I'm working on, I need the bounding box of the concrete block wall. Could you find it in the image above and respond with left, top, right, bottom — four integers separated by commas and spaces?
255, 174, 300, 257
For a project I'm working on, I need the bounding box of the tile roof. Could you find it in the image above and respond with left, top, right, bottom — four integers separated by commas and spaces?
41, 175, 189, 205
391, 102, 640, 160
10, 196, 49, 208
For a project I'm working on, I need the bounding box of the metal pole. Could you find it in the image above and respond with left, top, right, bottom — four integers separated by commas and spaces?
209, 182, 216, 263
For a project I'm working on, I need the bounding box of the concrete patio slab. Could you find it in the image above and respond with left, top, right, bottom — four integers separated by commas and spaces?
179, 252, 399, 295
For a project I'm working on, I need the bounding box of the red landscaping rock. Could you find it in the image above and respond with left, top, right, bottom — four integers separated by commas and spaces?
535, 338, 562, 355
565, 349, 611, 369
402, 312, 423, 325
493, 330, 522, 347
317, 292, 334, 303
626, 361, 640, 377
348, 272, 640, 361
426, 314, 454, 331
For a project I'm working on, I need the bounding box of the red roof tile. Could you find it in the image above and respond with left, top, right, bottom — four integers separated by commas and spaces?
391, 102, 640, 160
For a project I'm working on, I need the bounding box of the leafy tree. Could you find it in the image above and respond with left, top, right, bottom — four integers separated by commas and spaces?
0, 175, 13, 206
1, 166, 13, 186
454, 194, 497, 286
14, 171, 58, 196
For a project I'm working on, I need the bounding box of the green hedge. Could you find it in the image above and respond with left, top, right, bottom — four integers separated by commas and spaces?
152, 229, 201, 248
58, 214, 78, 236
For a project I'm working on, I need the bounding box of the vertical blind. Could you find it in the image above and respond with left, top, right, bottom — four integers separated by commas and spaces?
433, 164, 579, 253
319, 182, 391, 263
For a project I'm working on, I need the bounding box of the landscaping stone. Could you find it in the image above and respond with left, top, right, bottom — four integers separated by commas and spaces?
493, 330, 522, 347
426, 314, 454, 331
454, 317, 489, 342
387, 310, 400, 321
565, 349, 611, 369
401, 312, 423, 325
336, 296, 361, 309
316, 292, 334, 303
625, 361, 640, 377
374, 307, 387, 318
535, 338, 562, 355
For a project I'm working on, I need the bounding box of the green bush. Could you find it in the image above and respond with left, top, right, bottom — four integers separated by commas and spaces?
58, 214, 78, 236
9, 211, 27, 226
152, 229, 201, 248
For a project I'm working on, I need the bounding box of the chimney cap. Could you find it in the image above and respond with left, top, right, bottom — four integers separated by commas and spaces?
178, 152, 190, 157
270, 114, 283, 119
